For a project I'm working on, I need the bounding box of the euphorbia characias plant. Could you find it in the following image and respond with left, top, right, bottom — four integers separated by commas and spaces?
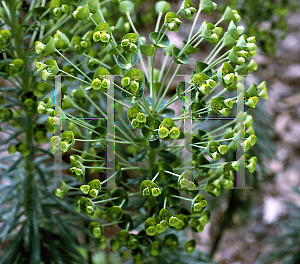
34, 0, 267, 262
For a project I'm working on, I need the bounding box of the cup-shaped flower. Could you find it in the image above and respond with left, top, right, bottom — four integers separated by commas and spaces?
158, 127, 169, 139
165, 12, 182, 32
0, 29, 12, 49
151, 187, 161, 197
80, 185, 90, 194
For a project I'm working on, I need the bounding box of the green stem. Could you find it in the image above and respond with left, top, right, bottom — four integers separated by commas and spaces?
163, 197, 167, 209
121, 167, 143, 171
59, 70, 91, 85
194, 37, 204, 48
103, 92, 130, 109
118, 115, 136, 138
205, 36, 225, 64
148, 148, 156, 171
158, 54, 169, 82
126, 12, 138, 34
56, 49, 92, 82
155, 64, 180, 112
151, 172, 160, 182
163, 170, 181, 177
187, 8, 202, 42
156, 93, 178, 115
204, 120, 236, 135
94, 196, 120, 204
138, 101, 152, 116
155, 12, 163, 32
201, 82, 220, 102
85, 93, 106, 117
171, 195, 193, 201
83, 53, 111, 69
74, 105, 97, 117
154, 61, 175, 110
43, 14, 71, 39
202, 51, 230, 73
102, 171, 119, 184
102, 221, 124, 227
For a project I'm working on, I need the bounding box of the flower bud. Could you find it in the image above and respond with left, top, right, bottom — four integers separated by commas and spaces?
131, 119, 139, 129
246, 125, 255, 135
93, 227, 102, 238
246, 162, 256, 173
194, 203, 203, 212
80, 41, 88, 48
86, 205, 94, 214
237, 26, 244, 35
41, 69, 52, 81
52, 7, 61, 17
89, 189, 98, 198
223, 73, 235, 84
211, 33, 218, 43
151, 187, 161, 197
61, 141, 70, 152
169, 127, 180, 139
247, 59, 258, 72
101, 78, 109, 89
206, 79, 216, 88
130, 81, 139, 91
55, 189, 63, 199
80, 185, 90, 194
248, 50, 257, 57
247, 135, 257, 146
224, 98, 234, 108
158, 127, 169, 138
184, 240, 196, 254
51, 136, 61, 147
0, 29, 12, 49
35, 42, 45, 54
92, 78, 102, 90
232, 10, 241, 23
244, 115, 253, 126
121, 38, 129, 47
129, 43, 137, 52
247, 43, 257, 51
241, 139, 251, 151
121, 77, 131, 86
37, 101, 46, 114
100, 32, 110, 43
167, 22, 176, 30
247, 36, 256, 43
146, 226, 156, 236
237, 57, 245, 65
136, 112, 146, 123
35, 62, 47, 71
238, 50, 248, 58
211, 152, 220, 161
199, 84, 210, 94
259, 89, 268, 99
160, 220, 169, 229
169, 216, 179, 227
218, 145, 228, 155
245, 96, 259, 108
156, 223, 165, 233
142, 187, 151, 196
212, 27, 222, 35
93, 31, 101, 42
199, 215, 209, 226
257, 81, 266, 91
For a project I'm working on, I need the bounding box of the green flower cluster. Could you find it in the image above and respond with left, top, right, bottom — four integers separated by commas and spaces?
33, 0, 268, 262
